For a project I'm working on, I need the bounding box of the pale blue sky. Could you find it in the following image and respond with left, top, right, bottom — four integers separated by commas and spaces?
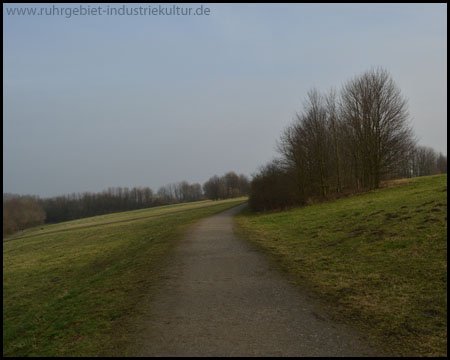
3, 3, 447, 197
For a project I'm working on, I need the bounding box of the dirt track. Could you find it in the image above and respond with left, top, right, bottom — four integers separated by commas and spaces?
136, 204, 379, 356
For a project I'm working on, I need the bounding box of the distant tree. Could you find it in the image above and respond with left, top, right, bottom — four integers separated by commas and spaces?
203, 172, 249, 200
142, 187, 153, 207
156, 185, 173, 204
179, 181, 191, 202
203, 175, 221, 200
436, 153, 447, 174
3, 195, 45, 236
411, 145, 439, 177
238, 174, 250, 196
249, 160, 298, 211
3, 208, 16, 236
191, 183, 203, 201
224, 172, 240, 197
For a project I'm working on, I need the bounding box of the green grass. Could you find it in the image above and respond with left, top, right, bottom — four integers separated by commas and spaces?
3, 198, 246, 356
235, 175, 447, 357
8, 198, 247, 240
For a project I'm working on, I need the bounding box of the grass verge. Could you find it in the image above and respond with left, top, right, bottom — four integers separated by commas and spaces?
234, 175, 447, 356
3, 198, 246, 356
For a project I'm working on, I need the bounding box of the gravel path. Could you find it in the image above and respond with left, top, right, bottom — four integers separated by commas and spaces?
137, 204, 379, 356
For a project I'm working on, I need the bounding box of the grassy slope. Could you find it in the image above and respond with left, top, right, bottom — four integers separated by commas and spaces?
235, 175, 447, 356
3, 198, 246, 356
7, 198, 247, 240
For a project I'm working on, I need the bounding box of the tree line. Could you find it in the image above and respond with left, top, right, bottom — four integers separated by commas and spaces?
3, 171, 250, 236
250, 67, 447, 211
3, 194, 46, 236
397, 145, 447, 178
203, 172, 250, 200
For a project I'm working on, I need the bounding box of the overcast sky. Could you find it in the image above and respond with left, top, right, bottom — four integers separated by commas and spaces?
3, 3, 447, 197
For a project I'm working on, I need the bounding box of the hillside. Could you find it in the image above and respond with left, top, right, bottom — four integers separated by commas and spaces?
3, 198, 247, 356
235, 175, 447, 356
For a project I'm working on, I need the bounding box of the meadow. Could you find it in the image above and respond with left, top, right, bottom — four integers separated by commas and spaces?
3, 198, 246, 356
235, 175, 447, 356
7, 198, 246, 241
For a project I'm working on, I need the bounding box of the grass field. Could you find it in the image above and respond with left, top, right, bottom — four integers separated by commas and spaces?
235, 175, 447, 356
3, 198, 246, 356
6, 198, 247, 241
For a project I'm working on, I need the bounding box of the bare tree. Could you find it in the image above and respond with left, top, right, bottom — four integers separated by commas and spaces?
340, 67, 415, 189
326, 88, 342, 193
412, 145, 440, 176
251, 68, 425, 211
436, 153, 447, 174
